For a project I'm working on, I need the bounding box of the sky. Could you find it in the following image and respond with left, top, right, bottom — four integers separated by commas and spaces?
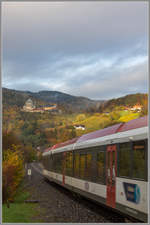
2, 1, 148, 100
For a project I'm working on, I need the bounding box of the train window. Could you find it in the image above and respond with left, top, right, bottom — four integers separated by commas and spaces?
52, 154, 57, 172
62, 152, 66, 174
85, 153, 92, 180
97, 152, 105, 183
43, 157, 46, 168
80, 154, 86, 179
50, 155, 54, 171
66, 152, 73, 176
132, 140, 146, 180
107, 151, 111, 169
55, 153, 62, 173
45, 156, 49, 170
119, 142, 131, 177
74, 153, 80, 177
59, 153, 63, 172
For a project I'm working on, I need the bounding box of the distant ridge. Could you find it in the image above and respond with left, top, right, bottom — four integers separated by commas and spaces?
2, 87, 105, 112
2, 87, 147, 113
99, 92, 148, 112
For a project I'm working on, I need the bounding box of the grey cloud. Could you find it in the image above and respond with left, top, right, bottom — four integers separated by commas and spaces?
71, 62, 148, 99
2, 2, 148, 58
3, 53, 148, 99
2, 2, 148, 99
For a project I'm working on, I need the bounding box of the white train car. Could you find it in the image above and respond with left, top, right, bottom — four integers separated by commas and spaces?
42, 116, 148, 222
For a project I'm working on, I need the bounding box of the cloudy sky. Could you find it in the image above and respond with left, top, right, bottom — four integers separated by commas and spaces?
2, 2, 148, 100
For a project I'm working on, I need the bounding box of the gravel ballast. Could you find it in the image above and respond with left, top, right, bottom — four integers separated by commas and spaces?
24, 162, 130, 223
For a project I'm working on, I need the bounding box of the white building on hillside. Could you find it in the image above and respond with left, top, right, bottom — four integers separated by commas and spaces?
74, 125, 85, 130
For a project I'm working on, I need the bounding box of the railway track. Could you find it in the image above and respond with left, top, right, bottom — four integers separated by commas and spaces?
24, 163, 142, 223
44, 178, 142, 223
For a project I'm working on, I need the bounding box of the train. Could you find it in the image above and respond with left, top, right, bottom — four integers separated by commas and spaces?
42, 115, 148, 222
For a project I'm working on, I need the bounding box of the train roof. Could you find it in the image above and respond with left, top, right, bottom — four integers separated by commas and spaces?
43, 116, 148, 154
76, 116, 148, 144
77, 123, 122, 143
51, 137, 79, 150
43, 137, 79, 153
44, 147, 52, 152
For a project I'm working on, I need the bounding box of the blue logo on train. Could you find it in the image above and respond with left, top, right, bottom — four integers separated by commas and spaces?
123, 182, 140, 204
134, 184, 140, 204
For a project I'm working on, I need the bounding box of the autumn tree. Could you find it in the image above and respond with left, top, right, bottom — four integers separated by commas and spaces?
2, 130, 21, 151
2, 145, 24, 204
22, 145, 37, 163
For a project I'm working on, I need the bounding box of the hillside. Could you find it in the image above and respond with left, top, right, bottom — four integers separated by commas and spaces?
99, 93, 148, 113
2, 88, 148, 114
2, 88, 148, 150
2, 88, 104, 112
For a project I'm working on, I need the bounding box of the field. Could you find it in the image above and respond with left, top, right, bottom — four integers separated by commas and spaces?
73, 110, 140, 136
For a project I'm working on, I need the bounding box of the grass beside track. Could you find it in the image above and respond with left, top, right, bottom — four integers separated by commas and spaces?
2, 203, 37, 223
2, 184, 39, 223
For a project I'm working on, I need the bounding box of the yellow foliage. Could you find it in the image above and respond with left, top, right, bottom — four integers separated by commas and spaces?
2, 145, 24, 202
119, 112, 140, 122
75, 114, 86, 122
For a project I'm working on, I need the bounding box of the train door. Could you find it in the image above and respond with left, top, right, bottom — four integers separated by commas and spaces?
106, 145, 117, 208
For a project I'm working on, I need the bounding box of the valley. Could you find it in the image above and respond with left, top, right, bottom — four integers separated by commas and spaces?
2, 88, 148, 152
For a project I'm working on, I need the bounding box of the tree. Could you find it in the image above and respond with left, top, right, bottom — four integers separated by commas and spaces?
68, 129, 76, 139
22, 145, 37, 163
109, 111, 120, 121
2, 145, 24, 203
2, 131, 21, 151
76, 114, 86, 122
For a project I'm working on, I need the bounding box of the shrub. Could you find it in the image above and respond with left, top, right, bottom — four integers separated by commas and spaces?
2, 146, 24, 203
119, 112, 139, 122
22, 145, 37, 163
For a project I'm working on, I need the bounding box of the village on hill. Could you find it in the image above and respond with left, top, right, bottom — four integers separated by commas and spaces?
21, 98, 61, 113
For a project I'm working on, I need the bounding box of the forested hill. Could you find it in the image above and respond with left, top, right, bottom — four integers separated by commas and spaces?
99, 93, 148, 113
2, 88, 105, 112
2, 88, 148, 113
2, 88, 148, 150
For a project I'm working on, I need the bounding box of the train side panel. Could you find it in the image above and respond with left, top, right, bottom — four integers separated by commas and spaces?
42, 117, 148, 222
43, 169, 63, 183
116, 177, 147, 214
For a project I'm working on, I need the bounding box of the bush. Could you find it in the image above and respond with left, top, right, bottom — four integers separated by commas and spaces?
119, 112, 139, 122
2, 146, 24, 203
2, 131, 21, 151
22, 145, 37, 163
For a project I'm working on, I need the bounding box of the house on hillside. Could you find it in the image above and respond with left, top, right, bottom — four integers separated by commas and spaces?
43, 105, 57, 111
74, 125, 85, 130
130, 104, 142, 112
124, 104, 142, 112
33, 108, 44, 113
22, 99, 60, 113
